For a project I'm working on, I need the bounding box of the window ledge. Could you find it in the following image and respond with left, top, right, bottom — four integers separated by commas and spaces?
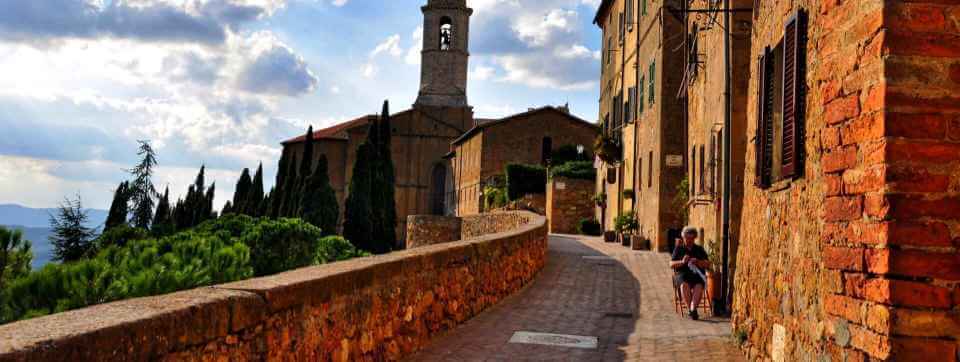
767, 179, 793, 193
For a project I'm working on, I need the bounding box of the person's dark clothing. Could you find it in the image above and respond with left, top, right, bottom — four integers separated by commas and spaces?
672, 243, 709, 287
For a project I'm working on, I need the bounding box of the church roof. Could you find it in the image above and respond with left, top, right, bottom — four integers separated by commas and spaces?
281, 109, 413, 145
451, 106, 598, 146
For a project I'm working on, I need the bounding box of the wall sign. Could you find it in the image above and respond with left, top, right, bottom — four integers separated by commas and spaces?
665, 155, 683, 167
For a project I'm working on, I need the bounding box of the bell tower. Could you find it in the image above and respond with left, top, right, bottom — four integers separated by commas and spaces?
415, 0, 472, 108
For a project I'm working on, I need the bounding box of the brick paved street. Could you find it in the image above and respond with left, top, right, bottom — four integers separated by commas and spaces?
410, 234, 745, 361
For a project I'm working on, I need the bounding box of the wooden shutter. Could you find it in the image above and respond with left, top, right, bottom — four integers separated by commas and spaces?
755, 48, 774, 188
638, 77, 645, 116
781, 15, 798, 178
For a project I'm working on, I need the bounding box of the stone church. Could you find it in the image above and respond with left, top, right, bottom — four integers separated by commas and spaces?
281, 0, 597, 244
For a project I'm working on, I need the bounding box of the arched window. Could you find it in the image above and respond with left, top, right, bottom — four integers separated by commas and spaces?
541, 137, 553, 165
440, 17, 453, 50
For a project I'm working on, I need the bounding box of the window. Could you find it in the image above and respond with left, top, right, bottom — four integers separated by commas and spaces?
603, 113, 610, 135
637, 156, 643, 193
755, 10, 807, 188
619, 13, 625, 44
626, 0, 634, 31
691, 148, 696, 194
440, 17, 454, 50
638, 76, 645, 117
613, 93, 623, 130
606, 38, 612, 64
642, 0, 647, 16
627, 87, 636, 123
648, 151, 653, 188
542, 137, 553, 165
648, 61, 656, 105
699, 145, 705, 194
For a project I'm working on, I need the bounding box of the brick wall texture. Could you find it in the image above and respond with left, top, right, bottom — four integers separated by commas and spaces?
0, 212, 547, 362
733, 0, 960, 361
547, 177, 595, 234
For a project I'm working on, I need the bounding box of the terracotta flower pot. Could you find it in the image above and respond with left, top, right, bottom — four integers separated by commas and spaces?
707, 271, 722, 301
631, 236, 649, 250
603, 231, 617, 243
621, 233, 631, 247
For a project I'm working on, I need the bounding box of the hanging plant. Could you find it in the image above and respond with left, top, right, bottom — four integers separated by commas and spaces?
594, 192, 606, 206
593, 135, 622, 165
623, 189, 635, 199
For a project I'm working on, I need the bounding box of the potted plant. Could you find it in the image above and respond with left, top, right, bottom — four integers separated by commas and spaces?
632, 234, 650, 251
614, 212, 639, 247
594, 192, 606, 207
593, 135, 622, 165
622, 189, 635, 200
603, 230, 617, 243
706, 240, 723, 301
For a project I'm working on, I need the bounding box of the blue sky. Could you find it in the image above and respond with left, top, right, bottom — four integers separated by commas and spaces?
0, 0, 601, 210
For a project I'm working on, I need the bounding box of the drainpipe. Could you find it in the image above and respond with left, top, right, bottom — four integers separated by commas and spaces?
720, 0, 733, 316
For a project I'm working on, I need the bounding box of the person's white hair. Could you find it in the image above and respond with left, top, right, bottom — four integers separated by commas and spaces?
682, 226, 698, 237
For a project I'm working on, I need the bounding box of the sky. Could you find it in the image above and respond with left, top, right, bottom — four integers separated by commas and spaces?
0, 0, 603, 211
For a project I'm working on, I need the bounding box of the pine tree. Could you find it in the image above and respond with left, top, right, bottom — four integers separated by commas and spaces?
247, 163, 265, 216
104, 181, 130, 231
151, 187, 173, 237
232, 168, 252, 215
0, 226, 32, 290
49, 196, 97, 262
129, 141, 158, 229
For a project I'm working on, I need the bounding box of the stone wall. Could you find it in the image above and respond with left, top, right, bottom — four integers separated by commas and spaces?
734, 0, 960, 360
0, 212, 547, 362
405, 215, 462, 249
546, 176, 595, 234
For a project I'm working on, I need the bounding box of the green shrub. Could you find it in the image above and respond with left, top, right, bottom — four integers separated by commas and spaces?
483, 185, 508, 210
614, 212, 639, 234
239, 218, 324, 277
550, 161, 596, 180
576, 219, 602, 236
505, 163, 546, 200
314, 236, 368, 264
550, 144, 592, 165
95, 224, 149, 249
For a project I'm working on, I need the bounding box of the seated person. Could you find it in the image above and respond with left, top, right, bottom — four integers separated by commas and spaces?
670, 226, 710, 320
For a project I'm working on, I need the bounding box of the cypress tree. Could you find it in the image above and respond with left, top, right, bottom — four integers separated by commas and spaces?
374, 101, 397, 247
343, 142, 376, 252
302, 155, 339, 236
204, 182, 216, 220
151, 187, 173, 237
270, 153, 289, 218
280, 155, 299, 217
104, 181, 130, 231
300, 126, 315, 178
247, 163, 265, 216
343, 100, 397, 254
232, 168, 252, 215
129, 141, 158, 229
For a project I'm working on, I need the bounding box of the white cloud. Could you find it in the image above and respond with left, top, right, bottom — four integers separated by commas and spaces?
469, 65, 496, 81
331, 0, 348, 7
370, 34, 403, 58
405, 26, 423, 65
512, 9, 578, 47
362, 63, 378, 78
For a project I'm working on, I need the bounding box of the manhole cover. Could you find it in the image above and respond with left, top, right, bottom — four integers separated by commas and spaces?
508, 331, 599, 349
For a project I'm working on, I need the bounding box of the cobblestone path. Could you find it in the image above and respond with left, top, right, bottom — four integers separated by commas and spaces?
410, 234, 745, 361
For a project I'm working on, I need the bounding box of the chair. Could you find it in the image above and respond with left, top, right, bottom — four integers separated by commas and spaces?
673, 279, 712, 317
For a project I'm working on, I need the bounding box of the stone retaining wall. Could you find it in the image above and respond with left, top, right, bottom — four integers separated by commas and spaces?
405, 211, 533, 249
0, 212, 547, 362
546, 176, 595, 234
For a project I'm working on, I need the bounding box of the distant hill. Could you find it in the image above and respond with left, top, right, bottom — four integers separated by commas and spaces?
0, 204, 107, 229
0, 204, 108, 270
3, 225, 54, 270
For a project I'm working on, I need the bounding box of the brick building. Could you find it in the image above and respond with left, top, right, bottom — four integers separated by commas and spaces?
731, 0, 960, 360
448, 106, 598, 216
594, 0, 687, 251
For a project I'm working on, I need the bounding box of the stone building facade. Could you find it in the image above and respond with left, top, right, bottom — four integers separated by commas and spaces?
732, 0, 960, 360
683, 0, 753, 305
594, 0, 686, 251
448, 107, 598, 216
